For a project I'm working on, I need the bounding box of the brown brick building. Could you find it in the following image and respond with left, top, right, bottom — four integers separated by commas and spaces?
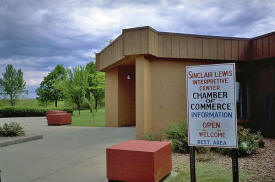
96, 26, 275, 138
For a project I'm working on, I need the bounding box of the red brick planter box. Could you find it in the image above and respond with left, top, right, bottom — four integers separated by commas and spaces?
106, 140, 172, 182
46, 113, 72, 125
46, 110, 67, 117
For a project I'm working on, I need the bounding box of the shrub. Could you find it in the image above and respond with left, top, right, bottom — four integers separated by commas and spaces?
217, 127, 264, 157
164, 120, 189, 153
144, 133, 160, 141
144, 133, 155, 141
163, 119, 264, 157
0, 122, 25, 137
0, 106, 73, 117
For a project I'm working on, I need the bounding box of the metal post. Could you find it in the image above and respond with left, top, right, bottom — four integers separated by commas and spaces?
190, 146, 196, 182
232, 149, 239, 182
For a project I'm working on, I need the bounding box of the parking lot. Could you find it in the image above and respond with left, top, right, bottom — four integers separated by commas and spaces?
0, 117, 135, 182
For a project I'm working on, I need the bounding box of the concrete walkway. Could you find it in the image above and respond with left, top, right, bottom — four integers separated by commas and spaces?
0, 117, 136, 182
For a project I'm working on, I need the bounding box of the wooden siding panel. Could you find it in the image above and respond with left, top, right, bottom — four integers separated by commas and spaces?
179, 36, 188, 58
100, 51, 105, 69
140, 29, 148, 54
123, 31, 132, 55
224, 40, 232, 60
108, 48, 113, 65
113, 39, 118, 61
148, 30, 154, 54
110, 44, 114, 66
257, 38, 263, 58
238, 40, 244, 60
263, 37, 269, 58
148, 29, 158, 56
270, 34, 275, 57
187, 37, 195, 58
252, 40, 257, 59
133, 31, 141, 54
99, 36, 124, 71
153, 31, 159, 56
244, 40, 250, 60
158, 34, 164, 57
242, 40, 250, 61
106, 44, 112, 67
194, 38, 203, 59
171, 35, 180, 58
163, 34, 172, 57
124, 30, 141, 55
217, 39, 225, 60
231, 40, 239, 60
95, 53, 101, 70
238, 40, 249, 61
210, 39, 217, 59
97, 27, 274, 71
203, 38, 211, 59
100, 50, 106, 69
117, 36, 123, 60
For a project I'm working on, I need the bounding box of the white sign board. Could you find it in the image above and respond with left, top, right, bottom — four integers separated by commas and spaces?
186, 63, 237, 148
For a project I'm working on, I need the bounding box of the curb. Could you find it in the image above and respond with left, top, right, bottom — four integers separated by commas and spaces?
0, 135, 43, 147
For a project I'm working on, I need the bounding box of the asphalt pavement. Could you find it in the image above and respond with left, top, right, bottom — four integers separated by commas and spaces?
0, 117, 136, 182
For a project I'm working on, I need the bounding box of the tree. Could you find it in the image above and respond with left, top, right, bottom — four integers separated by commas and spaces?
51, 65, 66, 107
36, 64, 66, 107
35, 85, 52, 107
86, 61, 105, 111
0, 64, 27, 106
62, 66, 89, 115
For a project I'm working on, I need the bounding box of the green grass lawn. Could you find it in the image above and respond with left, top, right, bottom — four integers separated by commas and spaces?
0, 98, 39, 107
0, 98, 105, 127
0, 98, 65, 108
166, 161, 250, 182
70, 109, 105, 127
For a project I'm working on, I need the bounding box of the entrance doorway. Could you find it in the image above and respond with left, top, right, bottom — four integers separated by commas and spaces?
118, 65, 136, 126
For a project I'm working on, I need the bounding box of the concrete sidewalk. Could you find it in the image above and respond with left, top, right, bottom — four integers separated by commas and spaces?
0, 117, 136, 182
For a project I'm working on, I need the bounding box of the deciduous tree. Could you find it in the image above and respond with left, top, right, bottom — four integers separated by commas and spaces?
86, 61, 105, 111
36, 64, 66, 107
62, 66, 89, 115
0, 64, 27, 106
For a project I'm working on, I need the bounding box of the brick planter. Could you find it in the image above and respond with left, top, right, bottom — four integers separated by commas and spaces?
46, 110, 67, 117
106, 140, 172, 182
46, 113, 72, 125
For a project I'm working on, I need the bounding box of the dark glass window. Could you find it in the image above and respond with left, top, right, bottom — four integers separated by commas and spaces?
236, 73, 248, 119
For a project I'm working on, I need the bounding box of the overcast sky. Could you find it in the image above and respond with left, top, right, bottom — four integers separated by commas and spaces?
0, 0, 275, 98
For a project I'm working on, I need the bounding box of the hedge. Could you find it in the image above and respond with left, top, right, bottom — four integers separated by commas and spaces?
0, 107, 73, 117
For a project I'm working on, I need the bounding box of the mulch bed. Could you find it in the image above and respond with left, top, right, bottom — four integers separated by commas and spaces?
172, 138, 275, 182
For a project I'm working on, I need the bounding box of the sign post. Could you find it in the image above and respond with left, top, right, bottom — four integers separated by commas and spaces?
232, 149, 239, 182
186, 63, 238, 182
189, 146, 196, 182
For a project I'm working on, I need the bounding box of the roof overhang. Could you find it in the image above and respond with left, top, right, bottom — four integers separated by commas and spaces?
96, 26, 275, 72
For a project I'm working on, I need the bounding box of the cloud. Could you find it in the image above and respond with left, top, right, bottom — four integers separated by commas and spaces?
0, 0, 274, 97
24, 71, 49, 86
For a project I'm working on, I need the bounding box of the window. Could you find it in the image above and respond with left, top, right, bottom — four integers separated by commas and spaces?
236, 73, 249, 120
